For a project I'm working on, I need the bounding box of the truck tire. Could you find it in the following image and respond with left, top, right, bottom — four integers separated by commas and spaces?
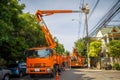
3, 74, 10, 80
19, 72, 23, 77
51, 68, 56, 78
30, 74, 35, 78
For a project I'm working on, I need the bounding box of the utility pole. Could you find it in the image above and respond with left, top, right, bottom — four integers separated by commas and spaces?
82, 3, 90, 68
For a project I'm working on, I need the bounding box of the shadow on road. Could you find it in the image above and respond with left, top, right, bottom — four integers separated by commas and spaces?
11, 74, 55, 80
60, 68, 96, 80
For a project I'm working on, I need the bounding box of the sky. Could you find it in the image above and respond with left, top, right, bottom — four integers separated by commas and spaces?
19, 0, 117, 52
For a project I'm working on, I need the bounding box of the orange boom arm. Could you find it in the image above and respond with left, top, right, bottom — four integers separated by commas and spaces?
35, 10, 81, 49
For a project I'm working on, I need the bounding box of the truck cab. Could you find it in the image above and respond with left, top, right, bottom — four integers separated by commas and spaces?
26, 47, 57, 77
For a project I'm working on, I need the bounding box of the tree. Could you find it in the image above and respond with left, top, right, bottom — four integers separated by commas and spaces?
0, 0, 47, 64
17, 13, 47, 47
89, 41, 102, 57
74, 37, 96, 57
107, 40, 120, 57
74, 38, 86, 57
0, 0, 26, 63
88, 41, 102, 67
107, 40, 120, 63
55, 37, 65, 55
65, 50, 70, 56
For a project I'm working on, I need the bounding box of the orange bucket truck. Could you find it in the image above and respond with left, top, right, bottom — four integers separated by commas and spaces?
68, 48, 85, 68
26, 10, 81, 77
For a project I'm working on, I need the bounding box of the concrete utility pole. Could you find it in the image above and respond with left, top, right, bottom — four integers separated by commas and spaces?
82, 3, 90, 68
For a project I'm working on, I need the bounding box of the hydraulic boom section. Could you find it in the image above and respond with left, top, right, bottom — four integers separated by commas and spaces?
35, 10, 81, 22
35, 10, 81, 49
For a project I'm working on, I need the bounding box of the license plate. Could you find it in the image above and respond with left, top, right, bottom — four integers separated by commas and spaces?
76, 63, 78, 65
35, 68, 40, 72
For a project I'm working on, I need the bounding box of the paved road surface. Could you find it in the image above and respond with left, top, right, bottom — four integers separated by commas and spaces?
60, 69, 120, 80
11, 68, 120, 80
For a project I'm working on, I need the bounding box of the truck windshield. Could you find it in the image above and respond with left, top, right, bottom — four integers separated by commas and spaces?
26, 49, 51, 58
71, 57, 77, 61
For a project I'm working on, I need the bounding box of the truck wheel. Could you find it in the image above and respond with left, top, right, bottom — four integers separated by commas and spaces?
58, 68, 61, 75
51, 68, 56, 78
19, 72, 23, 77
3, 74, 10, 80
30, 74, 35, 78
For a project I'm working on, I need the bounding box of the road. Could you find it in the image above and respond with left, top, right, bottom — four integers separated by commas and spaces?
11, 68, 120, 80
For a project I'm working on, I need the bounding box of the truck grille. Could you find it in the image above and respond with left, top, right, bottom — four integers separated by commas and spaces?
29, 63, 46, 68
30, 70, 45, 72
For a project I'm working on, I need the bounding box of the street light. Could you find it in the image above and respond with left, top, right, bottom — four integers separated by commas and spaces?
82, 3, 90, 68
72, 19, 81, 39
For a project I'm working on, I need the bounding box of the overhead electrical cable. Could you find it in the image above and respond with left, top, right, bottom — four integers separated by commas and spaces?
88, 0, 100, 20
78, 0, 84, 38
78, 0, 86, 38
89, 0, 117, 35
89, 0, 120, 36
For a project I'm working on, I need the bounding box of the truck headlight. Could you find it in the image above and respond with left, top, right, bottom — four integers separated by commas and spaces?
46, 68, 51, 73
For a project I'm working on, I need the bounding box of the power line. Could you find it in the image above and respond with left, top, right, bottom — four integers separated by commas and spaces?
88, 0, 113, 34
79, 0, 85, 38
89, 0, 117, 35
80, 0, 100, 38
89, 0, 120, 36
88, 0, 100, 20
78, 13, 82, 39
79, 0, 84, 9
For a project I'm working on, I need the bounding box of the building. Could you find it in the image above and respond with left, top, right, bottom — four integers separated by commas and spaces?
95, 27, 120, 68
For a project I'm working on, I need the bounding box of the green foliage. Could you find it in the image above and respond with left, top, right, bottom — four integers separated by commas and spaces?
0, 19, 13, 44
0, 58, 6, 66
55, 38, 65, 55
113, 63, 120, 70
89, 41, 102, 57
0, 0, 65, 66
17, 13, 47, 47
74, 37, 97, 57
107, 40, 120, 57
74, 38, 87, 56
0, 0, 26, 63
64, 50, 70, 56
0, 0, 47, 64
